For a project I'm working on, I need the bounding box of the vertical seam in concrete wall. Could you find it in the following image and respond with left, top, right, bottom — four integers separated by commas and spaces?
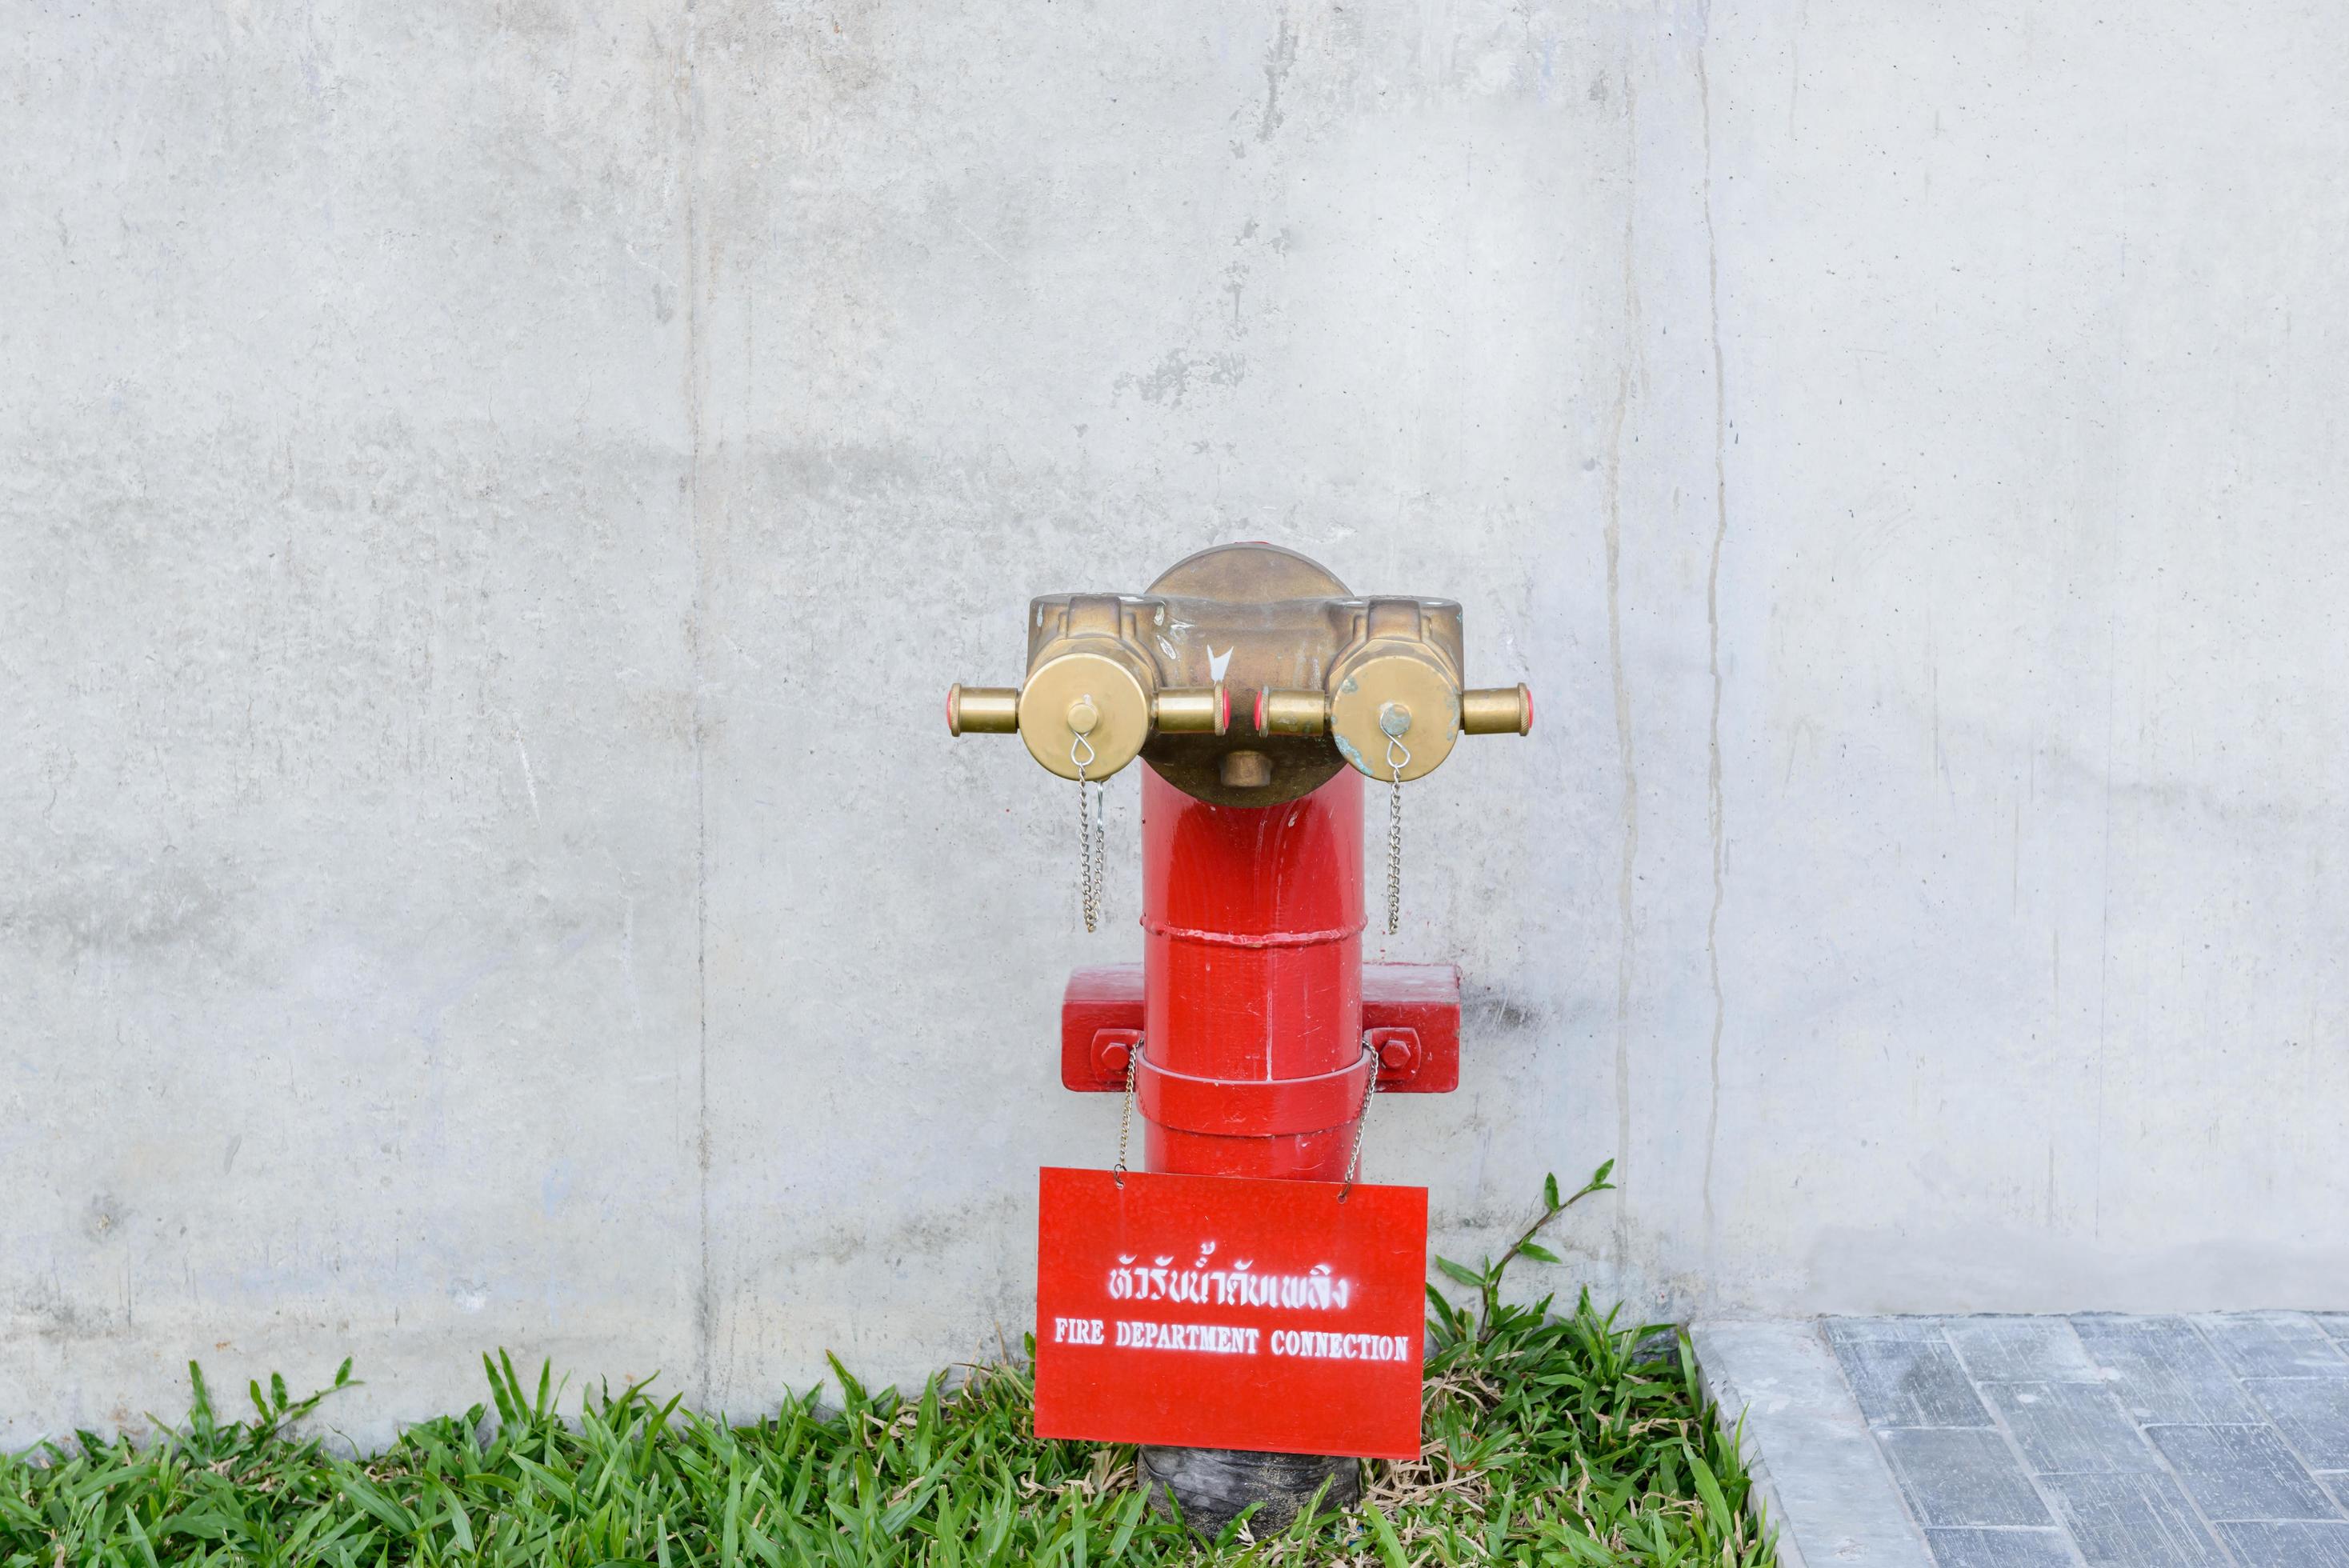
681, 0, 714, 1410
1607, 63, 1643, 1281
1699, 5, 1730, 1264
2094, 627, 2116, 1238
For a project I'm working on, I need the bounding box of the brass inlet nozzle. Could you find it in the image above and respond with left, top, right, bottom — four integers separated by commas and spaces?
1151, 684, 1231, 736
1460, 684, 1534, 736
946, 684, 1021, 736
1252, 688, 1329, 737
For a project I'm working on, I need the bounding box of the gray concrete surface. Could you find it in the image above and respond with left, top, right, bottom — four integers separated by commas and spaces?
7, 0, 2349, 1444
1699, 1316, 2349, 1568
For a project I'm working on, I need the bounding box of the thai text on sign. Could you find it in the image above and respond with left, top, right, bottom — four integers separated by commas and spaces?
1032, 1166, 1427, 1460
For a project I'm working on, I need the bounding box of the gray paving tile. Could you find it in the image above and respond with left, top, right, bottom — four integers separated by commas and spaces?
2145, 1422, 2340, 1521
2195, 1314, 2349, 1378
1981, 1381, 2161, 1474
1828, 1318, 1994, 1429
1943, 1317, 2099, 1382
2040, 1472, 2229, 1568
2215, 1520, 2349, 1568
2323, 1474, 2349, 1512
2071, 1315, 2260, 1423
1924, 1528, 2079, 1568
1879, 1428, 2052, 1527
1694, 1321, 1938, 1568
2247, 1379, 2349, 1470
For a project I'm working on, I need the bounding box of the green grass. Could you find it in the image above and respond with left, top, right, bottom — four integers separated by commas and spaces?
0, 1169, 1775, 1566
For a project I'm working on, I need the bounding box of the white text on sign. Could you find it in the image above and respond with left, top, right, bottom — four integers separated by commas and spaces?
1052, 1316, 1414, 1363
1106, 1251, 1354, 1310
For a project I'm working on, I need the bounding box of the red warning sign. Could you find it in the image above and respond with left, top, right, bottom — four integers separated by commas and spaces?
1032, 1166, 1427, 1460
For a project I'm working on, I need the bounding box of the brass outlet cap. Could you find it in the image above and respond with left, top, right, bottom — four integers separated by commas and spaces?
1018, 650, 1150, 779
1329, 653, 1460, 782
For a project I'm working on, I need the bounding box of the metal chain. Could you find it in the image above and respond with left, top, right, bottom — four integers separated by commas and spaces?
1111, 1038, 1141, 1186
1338, 1042, 1382, 1201
1089, 779, 1106, 931
1383, 734, 1410, 936
1072, 734, 1100, 933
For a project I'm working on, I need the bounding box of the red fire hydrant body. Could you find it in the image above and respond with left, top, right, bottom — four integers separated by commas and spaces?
1141, 767, 1368, 1180
1059, 763, 1463, 1171
954, 541, 1528, 1529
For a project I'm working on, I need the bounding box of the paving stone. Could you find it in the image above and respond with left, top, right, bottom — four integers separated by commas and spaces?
1694, 1321, 1937, 1567
2144, 1422, 2340, 1521
1878, 1428, 2051, 1527
2039, 1472, 2230, 1568
1705, 1318, 2349, 1568
2070, 1315, 2259, 1424
2246, 1379, 2349, 1470
1979, 1381, 2161, 1474
2194, 1314, 2349, 1378
1943, 1318, 2099, 1382
1923, 1528, 2079, 1568
1827, 1318, 1993, 1429
2215, 1521, 2349, 1568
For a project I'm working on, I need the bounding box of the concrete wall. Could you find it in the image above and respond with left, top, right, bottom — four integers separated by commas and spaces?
6, 0, 2345, 1444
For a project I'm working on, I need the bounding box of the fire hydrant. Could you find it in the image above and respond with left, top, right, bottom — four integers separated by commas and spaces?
949, 542, 1531, 1529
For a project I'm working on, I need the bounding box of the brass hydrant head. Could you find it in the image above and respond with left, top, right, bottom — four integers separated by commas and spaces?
947, 542, 1531, 806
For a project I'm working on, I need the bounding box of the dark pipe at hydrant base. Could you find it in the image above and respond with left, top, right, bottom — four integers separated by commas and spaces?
1140, 1446, 1363, 1535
